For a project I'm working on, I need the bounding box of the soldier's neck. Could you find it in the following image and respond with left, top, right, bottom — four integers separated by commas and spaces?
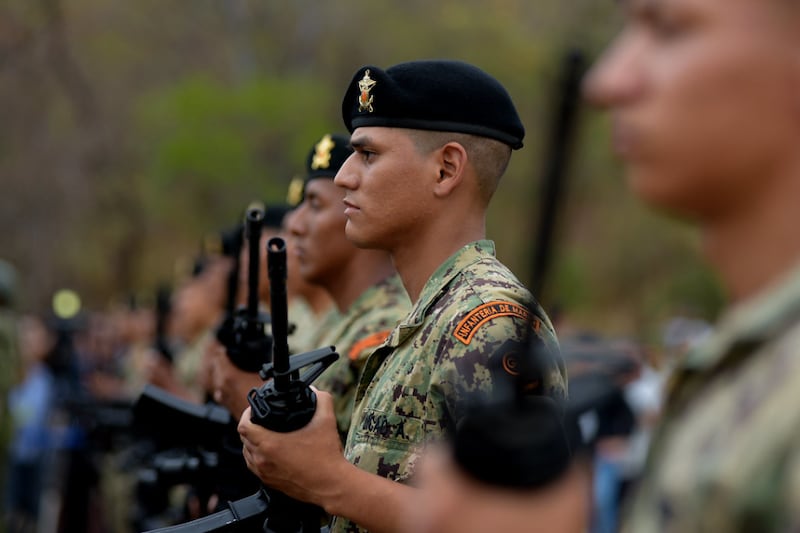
703, 181, 800, 304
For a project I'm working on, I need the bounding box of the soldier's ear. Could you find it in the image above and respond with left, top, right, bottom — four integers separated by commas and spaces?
433, 142, 468, 198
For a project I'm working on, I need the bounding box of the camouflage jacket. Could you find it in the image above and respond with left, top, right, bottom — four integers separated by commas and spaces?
623, 264, 800, 532
331, 240, 566, 533
288, 297, 339, 355
314, 274, 410, 439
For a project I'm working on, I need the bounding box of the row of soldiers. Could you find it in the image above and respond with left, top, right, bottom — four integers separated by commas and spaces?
4, 59, 590, 533
10, 0, 800, 527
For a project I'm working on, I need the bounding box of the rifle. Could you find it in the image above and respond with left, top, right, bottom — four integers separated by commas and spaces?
530, 48, 586, 301
143, 236, 338, 533
217, 205, 274, 372
154, 284, 174, 363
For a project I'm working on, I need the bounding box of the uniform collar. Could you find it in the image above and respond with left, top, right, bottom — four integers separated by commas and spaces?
385, 240, 496, 346
681, 261, 800, 371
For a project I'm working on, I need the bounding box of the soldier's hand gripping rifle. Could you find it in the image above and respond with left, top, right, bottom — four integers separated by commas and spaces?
143, 237, 338, 533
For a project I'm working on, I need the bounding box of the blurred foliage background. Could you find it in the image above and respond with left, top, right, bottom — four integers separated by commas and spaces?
0, 0, 723, 343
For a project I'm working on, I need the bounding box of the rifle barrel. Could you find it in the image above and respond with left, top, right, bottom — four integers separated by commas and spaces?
245, 207, 264, 318
267, 237, 290, 392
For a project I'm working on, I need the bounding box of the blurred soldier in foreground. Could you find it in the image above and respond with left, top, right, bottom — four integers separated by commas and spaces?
585, 0, 800, 529
407, 394, 592, 533
286, 132, 410, 439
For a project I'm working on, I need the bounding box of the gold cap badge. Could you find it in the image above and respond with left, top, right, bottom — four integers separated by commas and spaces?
357, 69, 377, 113
311, 134, 336, 170
287, 176, 305, 206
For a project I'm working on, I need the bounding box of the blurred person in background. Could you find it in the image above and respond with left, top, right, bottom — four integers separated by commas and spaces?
5, 314, 56, 533
584, 0, 800, 529
0, 258, 21, 512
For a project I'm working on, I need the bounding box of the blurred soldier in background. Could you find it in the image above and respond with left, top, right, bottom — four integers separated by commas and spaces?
284, 220, 338, 356
144, 244, 233, 404
285, 132, 410, 439
206, 202, 320, 417
585, 0, 800, 529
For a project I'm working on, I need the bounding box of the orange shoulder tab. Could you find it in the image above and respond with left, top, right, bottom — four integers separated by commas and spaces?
348, 329, 392, 361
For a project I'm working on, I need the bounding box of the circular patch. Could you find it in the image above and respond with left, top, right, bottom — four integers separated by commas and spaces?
502, 353, 520, 376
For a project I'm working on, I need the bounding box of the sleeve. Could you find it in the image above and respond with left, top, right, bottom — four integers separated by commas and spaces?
431, 300, 566, 429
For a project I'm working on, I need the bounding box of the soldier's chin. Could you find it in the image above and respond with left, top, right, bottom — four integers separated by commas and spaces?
626, 169, 699, 219
344, 222, 373, 249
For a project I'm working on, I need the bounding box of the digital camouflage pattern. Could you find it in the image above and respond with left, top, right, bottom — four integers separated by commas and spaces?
314, 274, 410, 440
288, 297, 339, 355
331, 240, 566, 533
623, 264, 800, 532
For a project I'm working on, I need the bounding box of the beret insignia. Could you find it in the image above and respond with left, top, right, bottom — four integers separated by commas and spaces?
357, 69, 377, 112
286, 176, 305, 207
304, 132, 353, 181
311, 134, 336, 170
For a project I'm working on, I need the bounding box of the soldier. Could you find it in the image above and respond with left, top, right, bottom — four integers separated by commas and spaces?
286, 132, 410, 440
238, 60, 567, 532
145, 252, 231, 403
584, 0, 800, 530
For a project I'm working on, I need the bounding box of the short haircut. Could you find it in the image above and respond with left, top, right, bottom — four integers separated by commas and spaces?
408, 129, 512, 204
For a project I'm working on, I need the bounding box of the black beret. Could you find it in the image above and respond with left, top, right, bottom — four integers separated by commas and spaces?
219, 222, 244, 258
263, 203, 291, 229
342, 60, 525, 149
288, 133, 354, 206
305, 133, 354, 180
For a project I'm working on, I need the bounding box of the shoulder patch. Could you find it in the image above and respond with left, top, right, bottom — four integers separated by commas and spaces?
453, 301, 538, 345
348, 329, 392, 361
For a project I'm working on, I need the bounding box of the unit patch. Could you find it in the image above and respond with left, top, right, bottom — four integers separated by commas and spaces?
453, 301, 537, 345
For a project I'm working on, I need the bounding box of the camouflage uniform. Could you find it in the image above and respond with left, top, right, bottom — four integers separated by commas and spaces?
623, 265, 800, 532
314, 274, 410, 439
174, 328, 214, 400
288, 297, 339, 355
331, 240, 566, 533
